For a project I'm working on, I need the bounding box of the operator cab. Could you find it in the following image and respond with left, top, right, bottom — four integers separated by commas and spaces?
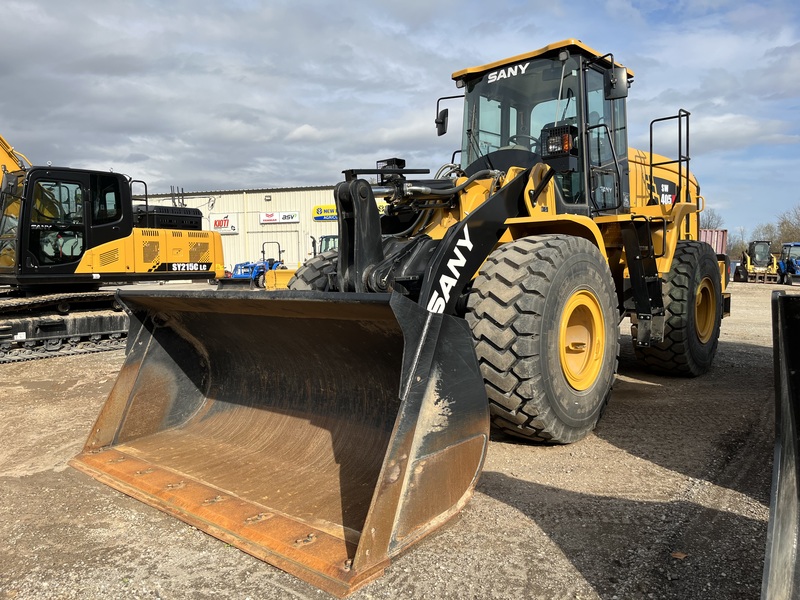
781, 243, 800, 262
445, 40, 631, 217
749, 241, 773, 267
0, 168, 133, 287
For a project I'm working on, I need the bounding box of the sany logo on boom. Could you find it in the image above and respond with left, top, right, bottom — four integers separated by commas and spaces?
487, 62, 530, 84
427, 227, 474, 314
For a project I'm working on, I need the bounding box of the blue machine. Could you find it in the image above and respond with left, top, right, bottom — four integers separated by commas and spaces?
217, 241, 286, 289
778, 243, 800, 285
223, 258, 283, 287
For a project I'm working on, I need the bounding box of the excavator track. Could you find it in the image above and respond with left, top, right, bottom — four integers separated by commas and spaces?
0, 290, 129, 364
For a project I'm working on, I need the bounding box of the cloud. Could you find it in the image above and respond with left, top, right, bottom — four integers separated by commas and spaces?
285, 124, 338, 142
0, 0, 798, 238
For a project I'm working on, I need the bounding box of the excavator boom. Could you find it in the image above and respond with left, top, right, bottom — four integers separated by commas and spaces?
0, 133, 32, 172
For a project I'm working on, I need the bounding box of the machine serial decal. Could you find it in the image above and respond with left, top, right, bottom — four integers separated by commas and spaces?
647, 176, 677, 205
426, 226, 473, 314
487, 62, 530, 84
169, 262, 212, 271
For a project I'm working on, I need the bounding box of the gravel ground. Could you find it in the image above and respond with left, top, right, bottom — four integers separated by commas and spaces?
0, 281, 786, 599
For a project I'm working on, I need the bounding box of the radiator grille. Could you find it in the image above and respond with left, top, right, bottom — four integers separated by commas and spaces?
99, 249, 120, 267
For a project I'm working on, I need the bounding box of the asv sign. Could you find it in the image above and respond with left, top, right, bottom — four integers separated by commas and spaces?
260, 211, 300, 224
426, 226, 473, 314
211, 213, 239, 235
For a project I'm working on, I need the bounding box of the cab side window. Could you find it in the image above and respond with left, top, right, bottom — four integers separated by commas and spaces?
93, 175, 122, 225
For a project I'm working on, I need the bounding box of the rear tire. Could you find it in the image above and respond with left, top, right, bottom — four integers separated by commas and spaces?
634, 240, 722, 376
287, 251, 338, 291
466, 235, 619, 444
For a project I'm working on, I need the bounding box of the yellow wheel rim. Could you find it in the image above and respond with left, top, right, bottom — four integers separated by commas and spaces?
695, 277, 716, 344
559, 289, 605, 391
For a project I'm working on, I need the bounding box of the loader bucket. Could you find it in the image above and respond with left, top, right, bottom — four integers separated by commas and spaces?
763, 291, 800, 599
70, 289, 489, 597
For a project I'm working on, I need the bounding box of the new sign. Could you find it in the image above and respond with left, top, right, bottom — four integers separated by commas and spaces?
313, 204, 338, 221
312, 202, 387, 221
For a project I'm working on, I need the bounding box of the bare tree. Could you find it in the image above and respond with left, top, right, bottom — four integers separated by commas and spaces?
728, 227, 747, 259
750, 223, 779, 244
699, 207, 725, 230
778, 205, 800, 244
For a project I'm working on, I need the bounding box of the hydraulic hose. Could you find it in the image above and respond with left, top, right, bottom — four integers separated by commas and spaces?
403, 169, 500, 196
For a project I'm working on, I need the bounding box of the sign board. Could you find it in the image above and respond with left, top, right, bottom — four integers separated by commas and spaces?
260, 211, 300, 224
211, 213, 239, 235
313, 204, 338, 221
312, 202, 388, 221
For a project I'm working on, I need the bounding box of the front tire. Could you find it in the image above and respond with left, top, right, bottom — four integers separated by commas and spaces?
466, 235, 619, 444
634, 240, 722, 376
287, 250, 338, 291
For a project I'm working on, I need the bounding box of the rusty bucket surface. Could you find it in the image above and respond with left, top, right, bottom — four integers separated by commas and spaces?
70, 289, 489, 597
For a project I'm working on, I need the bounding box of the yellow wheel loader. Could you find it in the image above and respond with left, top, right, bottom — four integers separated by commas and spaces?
72, 39, 730, 596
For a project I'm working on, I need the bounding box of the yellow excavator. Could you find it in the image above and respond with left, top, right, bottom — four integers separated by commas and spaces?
72, 40, 730, 596
0, 133, 225, 361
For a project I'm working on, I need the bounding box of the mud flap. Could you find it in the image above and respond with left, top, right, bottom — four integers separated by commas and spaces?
70, 288, 488, 597
763, 291, 800, 599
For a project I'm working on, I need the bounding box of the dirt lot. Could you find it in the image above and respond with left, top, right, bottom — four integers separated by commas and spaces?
0, 282, 788, 599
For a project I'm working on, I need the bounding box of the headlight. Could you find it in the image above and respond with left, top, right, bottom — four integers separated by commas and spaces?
541, 125, 579, 158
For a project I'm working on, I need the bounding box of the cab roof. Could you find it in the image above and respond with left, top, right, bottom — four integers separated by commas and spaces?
451, 39, 633, 82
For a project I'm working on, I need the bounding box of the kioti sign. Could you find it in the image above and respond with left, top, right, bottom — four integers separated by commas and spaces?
211, 214, 239, 235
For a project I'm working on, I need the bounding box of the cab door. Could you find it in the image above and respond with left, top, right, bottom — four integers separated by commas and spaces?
86, 172, 132, 248
583, 66, 629, 214
23, 170, 90, 275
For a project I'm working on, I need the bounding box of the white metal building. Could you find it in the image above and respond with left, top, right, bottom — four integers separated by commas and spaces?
147, 185, 338, 270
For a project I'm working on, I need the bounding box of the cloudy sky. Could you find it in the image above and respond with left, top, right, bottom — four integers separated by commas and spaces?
2, 0, 798, 236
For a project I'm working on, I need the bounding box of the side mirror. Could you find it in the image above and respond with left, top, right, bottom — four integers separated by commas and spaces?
435, 108, 449, 136
604, 66, 629, 100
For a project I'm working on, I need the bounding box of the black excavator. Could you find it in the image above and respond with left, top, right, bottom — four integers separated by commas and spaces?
0, 134, 224, 362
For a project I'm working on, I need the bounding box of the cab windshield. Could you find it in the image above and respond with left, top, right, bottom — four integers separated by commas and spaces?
460, 55, 580, 167
785, 246, 800, 260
